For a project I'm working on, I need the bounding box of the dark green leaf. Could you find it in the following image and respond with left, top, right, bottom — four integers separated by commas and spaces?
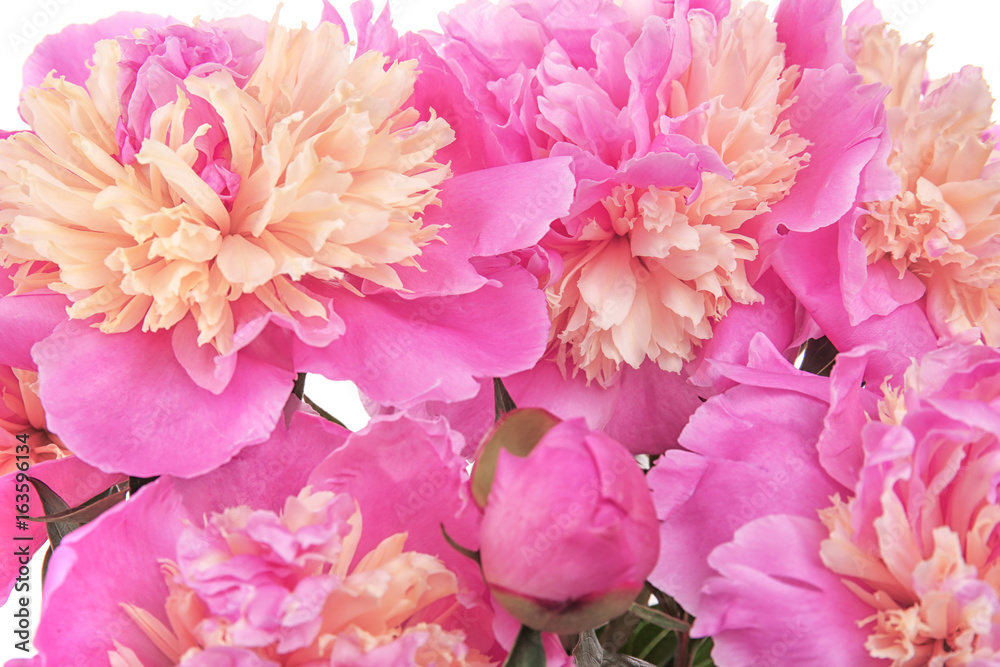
440, 524, 480, 564
303, 394, 346, 427
493, 377, 517, 421
28, 489, 126, 525
503, 625, 546, 667
629, 603, 691, 632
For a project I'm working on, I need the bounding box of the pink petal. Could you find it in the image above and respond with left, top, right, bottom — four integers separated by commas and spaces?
773, 225, 938, 385
693, 515, 880, 667
307, 413, 480, 582
386, 157, 575, 297
648, 373, 846, 612
297, 265, 549, 408
755, 65, 891, 236
22, 12, 171, 92
690, 270, 800, 394
0, 290, 69, 371
774, 0, 854, 72
505, 360, 620, 434
602, 361, 705, 455
33, 321, 294, 478
174, 405, 349, 516
33, 480, 190, 667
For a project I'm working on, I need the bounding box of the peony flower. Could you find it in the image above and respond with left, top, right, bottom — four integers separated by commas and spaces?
26, 405, 574, 666
408, 0, 897, 454
471, 409, 659, 633
819, 343, 1000, 664
650, 333, 1000, 665
0, 9, 573, 477
848, 6, 1000, 346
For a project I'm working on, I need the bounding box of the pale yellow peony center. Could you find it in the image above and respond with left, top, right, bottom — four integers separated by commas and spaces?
0, 20, 454, 354
548, 2, 807, 384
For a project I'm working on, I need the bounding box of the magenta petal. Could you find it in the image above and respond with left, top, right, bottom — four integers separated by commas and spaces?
0, 291, 69, 370
22, 12, 171, 91
298, 265, 549, 407
33, 480, 189, 667
816, 347, 880, 488
34, 321, 294, 477
0, 455, 122, 604
693, 515, 880, 667
649, 375, 845, 612
179, 648, 278, 667
774, 0, 853, 72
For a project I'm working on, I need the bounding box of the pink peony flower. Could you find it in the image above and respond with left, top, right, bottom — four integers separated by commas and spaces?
650, 334, 1000, 665
472, 409, 659, 633
848, 8, 1000, 347
26, 407, 501, 665
770, 1, 1000, 387
407, 0, 897, 454
0, 9, 574, 477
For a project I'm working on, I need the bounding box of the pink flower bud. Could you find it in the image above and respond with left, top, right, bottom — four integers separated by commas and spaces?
472, 409, 659, 633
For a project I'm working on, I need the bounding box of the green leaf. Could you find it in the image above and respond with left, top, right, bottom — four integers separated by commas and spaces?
576, 629, 659, 667
690, 638, 716, 667
503, 625, 546, 667
629, 603, 691, 633
27, 478, 128, 549
28, 489, 126, 525
26, 477, 73, 549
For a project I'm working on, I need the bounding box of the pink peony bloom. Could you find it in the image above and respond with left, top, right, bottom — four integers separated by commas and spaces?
27, 406, 547, 666
771, 1, 1000, 387
848, 9, 1000, 347
472, 409, 659, 633
407, 0, 897, 454
0, 9, 573, 477
651, 334, 1000, 665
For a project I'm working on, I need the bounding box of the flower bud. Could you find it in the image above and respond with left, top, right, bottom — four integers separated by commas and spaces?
471, 409, 659, 633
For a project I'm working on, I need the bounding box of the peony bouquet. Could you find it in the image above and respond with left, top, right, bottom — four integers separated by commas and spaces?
1, 0, 999, 664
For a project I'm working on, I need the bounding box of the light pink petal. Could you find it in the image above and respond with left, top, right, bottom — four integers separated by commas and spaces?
350, 0, 398, 55
174, 405, 349, 516
22, 12, 172, 92
0, 455, 122, 604
649, 371, 846, 612
755, 65, 891, 237
693, 515, 880, 667
773, 225, 938, 385
33, 321, 294, 478
386, 157, 575, 297
602, 361, 705, 455
774, 0, 854, 72
0, 291, 69, 371
33, 479, 189, 667
297, 265, 549, 408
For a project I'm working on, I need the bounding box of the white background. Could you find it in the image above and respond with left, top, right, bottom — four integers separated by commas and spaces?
2, 0, 999, 661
